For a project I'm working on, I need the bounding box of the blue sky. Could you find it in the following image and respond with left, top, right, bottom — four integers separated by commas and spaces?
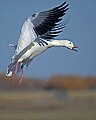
0, 0, 96, 78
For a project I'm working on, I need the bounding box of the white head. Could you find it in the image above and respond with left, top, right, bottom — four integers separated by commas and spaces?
63, 40, 78, 52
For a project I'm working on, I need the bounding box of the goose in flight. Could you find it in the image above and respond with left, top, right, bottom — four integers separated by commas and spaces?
6, 1, 78, 85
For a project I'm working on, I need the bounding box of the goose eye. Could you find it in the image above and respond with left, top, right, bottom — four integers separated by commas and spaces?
70, 42, 71, 44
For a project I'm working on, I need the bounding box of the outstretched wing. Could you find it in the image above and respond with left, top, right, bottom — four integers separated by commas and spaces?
40, 17, 70, 39
16, 1, 69, 54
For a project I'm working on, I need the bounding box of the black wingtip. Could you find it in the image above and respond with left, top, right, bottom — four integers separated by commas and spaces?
51, 1, 69, 11
59, 1, 67, 7
59, 1, 69, 8
55, 1, 67, 9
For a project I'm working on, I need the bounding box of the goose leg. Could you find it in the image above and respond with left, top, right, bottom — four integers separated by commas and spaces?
11, 61, 19, 81
19, 65, 24, 85
14, 61, 19, 75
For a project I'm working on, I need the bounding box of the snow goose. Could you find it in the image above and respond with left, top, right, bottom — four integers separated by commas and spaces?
6, 1, 78, 85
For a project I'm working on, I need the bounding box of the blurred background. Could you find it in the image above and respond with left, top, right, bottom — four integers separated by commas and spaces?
0, 0, 96, 120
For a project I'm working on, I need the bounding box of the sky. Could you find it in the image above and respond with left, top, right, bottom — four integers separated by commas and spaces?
0, 0, 96, 79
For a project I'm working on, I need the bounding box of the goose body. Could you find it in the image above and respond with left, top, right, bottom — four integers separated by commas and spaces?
6, 1, 78, 84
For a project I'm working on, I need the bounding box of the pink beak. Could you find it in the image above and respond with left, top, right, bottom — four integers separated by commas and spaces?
72, 45, 78, 52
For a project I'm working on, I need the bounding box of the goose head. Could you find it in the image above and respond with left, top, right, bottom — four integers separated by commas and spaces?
64, 40, 78, 52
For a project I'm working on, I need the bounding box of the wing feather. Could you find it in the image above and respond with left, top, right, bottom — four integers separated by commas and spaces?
15, 1, 69, 54
16, 19, 37, 54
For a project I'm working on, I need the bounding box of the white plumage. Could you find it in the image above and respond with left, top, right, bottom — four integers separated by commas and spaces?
6, 1, 78, 85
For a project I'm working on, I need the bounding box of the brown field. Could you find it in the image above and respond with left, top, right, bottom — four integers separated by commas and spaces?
0, 73, 96, 120
0, 90, 96, 120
